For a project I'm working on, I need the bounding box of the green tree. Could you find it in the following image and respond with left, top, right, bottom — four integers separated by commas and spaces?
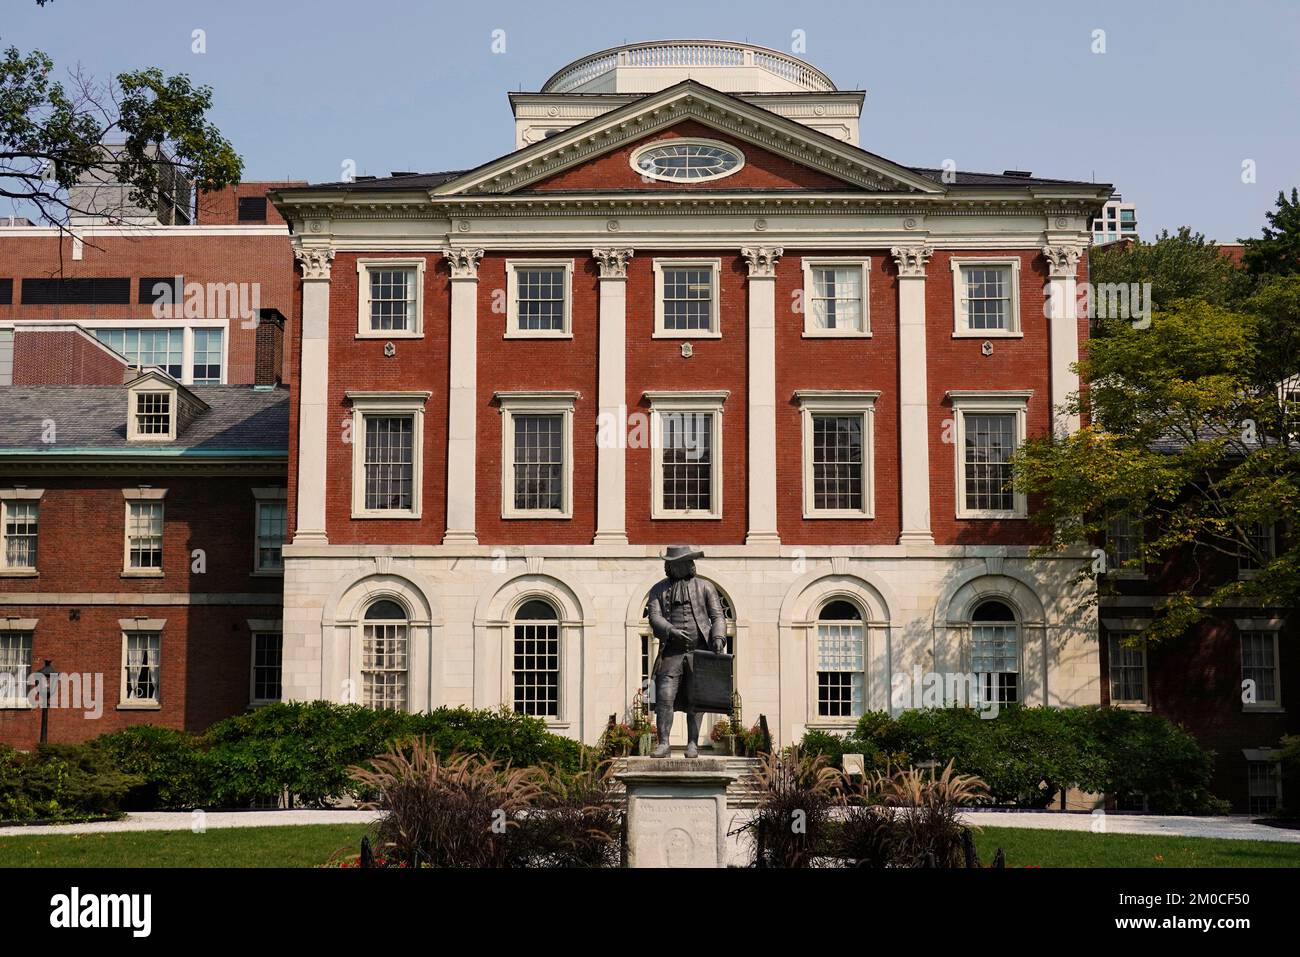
1242, 188, 1300, 278
0, 39, 242, 224
1090, 227, 1249, 311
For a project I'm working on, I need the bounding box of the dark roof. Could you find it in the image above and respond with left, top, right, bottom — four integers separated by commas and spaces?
909, 167, 1103, 188
0, 385, 288, 455
281, 170, 465, 192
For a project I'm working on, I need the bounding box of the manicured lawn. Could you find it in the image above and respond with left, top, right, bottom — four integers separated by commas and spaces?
974, 826, 1300, 868
0, 824, 369, 868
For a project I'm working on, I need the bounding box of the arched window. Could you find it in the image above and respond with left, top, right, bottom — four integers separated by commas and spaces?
513, 598, 560, 717
362, 599, 408, 711
971, 599, 1019, 705
639, 585, 736, 686
816, 599, 864, 717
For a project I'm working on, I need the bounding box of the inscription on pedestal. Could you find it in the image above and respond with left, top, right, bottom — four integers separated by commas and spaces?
634, 798, 718, 868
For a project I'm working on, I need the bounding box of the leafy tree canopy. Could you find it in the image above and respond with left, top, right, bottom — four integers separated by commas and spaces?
1242, 188, 1300, 278
1090, 226, 1251, 311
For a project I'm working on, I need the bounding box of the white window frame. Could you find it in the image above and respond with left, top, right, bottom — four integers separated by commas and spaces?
628, 137, 746, 184
122, 488, 167, 577
127, 385, 177, 442
813, 600, 868, 721
1105, 509, 1146, 579
0, 621, 35, 708
950, 257, 1022, 337
1243, 749, 1283, 814
947, 390, 1032, 519
1237, 522, 1277, 580
251, 487, 288, 575
86, 321, 230, 386
1238, 618, 1284, 712
801, 257, 871, 337
966, 600, 1022, 707
356, 257, 426, 339
653, 258, 722, 338
248, 619, 283, 707
0, 488, 42, 577
646, 390, 728, 520
504, 259, 573, 338
1102, 621, 1150, 710
795, 391, 878, 518
119, 619, 165, 709
496, 391, 577, 519
347, 391, 431, 519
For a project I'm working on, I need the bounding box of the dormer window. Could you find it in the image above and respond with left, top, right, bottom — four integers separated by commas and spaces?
125, 370, 208, 443
135, 392, 173, 438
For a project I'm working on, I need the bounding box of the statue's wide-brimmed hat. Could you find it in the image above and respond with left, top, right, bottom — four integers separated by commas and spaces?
661, 545, 705, 562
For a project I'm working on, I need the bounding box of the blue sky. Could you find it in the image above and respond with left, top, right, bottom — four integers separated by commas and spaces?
6, 0, 1299, 241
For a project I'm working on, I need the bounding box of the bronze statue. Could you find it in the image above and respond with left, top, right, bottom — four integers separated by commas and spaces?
647, 545, 727, 758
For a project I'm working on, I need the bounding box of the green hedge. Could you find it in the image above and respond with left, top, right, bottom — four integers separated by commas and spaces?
1, 703, 589, 819
799, 706, 1225, 814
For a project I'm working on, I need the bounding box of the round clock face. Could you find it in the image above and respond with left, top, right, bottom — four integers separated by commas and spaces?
632, 140, 744, 182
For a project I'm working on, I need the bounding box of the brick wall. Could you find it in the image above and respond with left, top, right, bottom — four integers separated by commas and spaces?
195, 181, 304, 226
11, 328, 128, 384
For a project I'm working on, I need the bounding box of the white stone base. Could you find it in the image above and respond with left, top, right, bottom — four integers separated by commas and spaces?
619, 758, 737, 868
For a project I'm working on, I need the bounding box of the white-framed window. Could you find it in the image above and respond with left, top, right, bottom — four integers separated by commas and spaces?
653, 259, 721, 337
122, 489, 167, 576
816, 599, 866, 718
1105, 509, 1144, 576
356, 258, 425, 338
1246, 755, 1282, 814
347, 392, 430, 519
362, 599, 408, 711
252, 488, 288, 573
1239, 620, 1282, 710
91, 325, 228, 385
795, 391, 878, 518
646, 391, 728, 519
505, 260, 573, 337
191, 328, 225, 384
951, 257, 1022, 336
630, 138, 745, 183
0, 629, 32, 708
947, 391, 1031, 518
970, 599, 1020, 706
512, 598, 561, 718
801, 257, 869, 336
120, 627, 162, 707
133, 391, 173, 439
0, 489, 42, 574
249, 624, 282, 705
1238, 522, 1277, 578
496, 391, 577, 519
1107, 632, 1148, 707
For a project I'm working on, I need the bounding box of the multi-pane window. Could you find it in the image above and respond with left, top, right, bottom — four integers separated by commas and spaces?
961, 266, 1012, 331
92, 328, 183, 379
1106, 511, 1143, 572
1248, 761, 1280, 815
661, 267, 714, 332
191, 329, 224, 384
812, 414, 863, 512
808, 266, 864, 333
816, 600, 865, 718
1108, 633, 1147, 705
513, 599, 560, 718
513, 414, 563, 512
2, 501, 38, 570
0, 632, 31, 705
126, 502, 164, 570
514, 268, 566, 332
123, 632, 161, 703
1241, 630, 1280, 706
367, 268, 417, 332
255, 501, 287, 572
362, 600, 408, 711
251, 632, 282, 703
971, 600, 1019, 706
660, 411, 714, 513
963, 413, 1016, 513
363, 415, 414, 511
1238, 522, 1276, 574
134, 392, 172, 436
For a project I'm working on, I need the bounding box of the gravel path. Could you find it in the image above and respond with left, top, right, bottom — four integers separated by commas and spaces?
0, 809, 382, 838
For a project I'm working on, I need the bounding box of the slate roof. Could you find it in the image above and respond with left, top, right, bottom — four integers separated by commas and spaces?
0, 385, 289, 455
909, 167, 1101, 188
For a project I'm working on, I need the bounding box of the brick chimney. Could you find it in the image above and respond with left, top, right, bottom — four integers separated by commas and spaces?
254, 309, 285, 386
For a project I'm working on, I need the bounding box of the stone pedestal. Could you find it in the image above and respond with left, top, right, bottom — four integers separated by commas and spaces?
618, 758, 738, 868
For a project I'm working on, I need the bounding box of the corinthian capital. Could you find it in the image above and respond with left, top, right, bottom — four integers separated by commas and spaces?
294, 246, 335, 281
592, 247, 634, 279
1042, 244, 1083, 279
890, 245, 933, 278
741, 246, 783, 278
442, 246, 485, 279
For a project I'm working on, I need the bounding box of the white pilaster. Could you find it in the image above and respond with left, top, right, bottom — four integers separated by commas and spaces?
293, 245, 334, 544
592, 248, 633, 545
1043, 244, 1083, 437
443, 246, 484, 545
891, 245, 934, 546
742, 246, 782, 545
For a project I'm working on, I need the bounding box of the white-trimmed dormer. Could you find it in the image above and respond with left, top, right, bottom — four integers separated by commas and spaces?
125, 369, 208, 442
